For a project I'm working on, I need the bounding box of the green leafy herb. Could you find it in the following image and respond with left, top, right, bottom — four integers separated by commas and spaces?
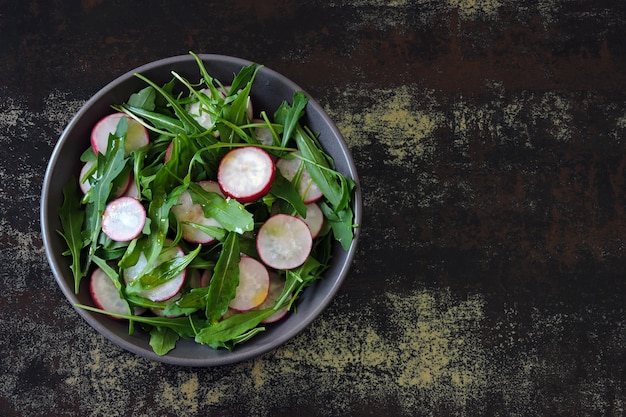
205, 232, 240, 324
195, 308, 274, 348
187, 182, 254, 234
57, 179, 87, 292
149, 326, 179, 356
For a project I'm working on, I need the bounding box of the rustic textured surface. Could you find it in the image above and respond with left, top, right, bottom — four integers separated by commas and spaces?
2, 0, 626, 415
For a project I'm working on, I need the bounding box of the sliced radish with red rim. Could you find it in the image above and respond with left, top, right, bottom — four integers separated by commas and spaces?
256, 214, 313, 270
79, 159, 131, 197
218, 146, 275, 203
91, 113, 149, 156
276, 151, 323, 203
258, 271, 291, 324
90, 268, 131, 319
171, 180, 225, 245
299, 203, 324, 238
229, 256, 270, 312
101, 197, 146, 242
122, 243, 187, 302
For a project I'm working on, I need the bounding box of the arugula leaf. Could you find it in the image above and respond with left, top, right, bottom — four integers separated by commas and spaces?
205, 232, 240, 324
269, 170, 308, 217
57, 179, 87, 293
140, 186, 186, 275
162, 287, 208, 317
127, 86, 156, 111
84, 119, 129, 261
149, 326, 179, 356
134, 72, 205, 135
274, 91, 308, 148
187, 183, 254, 233
195, 308, 274, 347
320, 200, 355, 251
118, 104, 185, 135
126, 244, 201, 295
76, 304, 202, 338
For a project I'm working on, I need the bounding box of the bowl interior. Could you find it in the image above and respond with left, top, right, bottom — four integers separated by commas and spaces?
41, 54, 361, 366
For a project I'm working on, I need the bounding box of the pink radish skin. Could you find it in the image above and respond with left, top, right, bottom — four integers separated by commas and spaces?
171, 181, 224, 245
229, 256, 270, 312
276, 151, 323, 203
258, 272, 291, 324
91, 113, 149, 156
256, 214, 313, 270
123, 242, 187, 302
299, 203, 324, 239
101, 197, 146, 242
218, 147, 275, 203
90, 268, 131, 319
200, 269, 213, 287
164, 142, 173, 162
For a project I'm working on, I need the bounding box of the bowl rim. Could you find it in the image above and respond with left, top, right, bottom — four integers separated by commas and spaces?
40, 53, 362, 366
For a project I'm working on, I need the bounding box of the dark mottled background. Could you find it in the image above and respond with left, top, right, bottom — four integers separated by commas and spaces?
2, 0, 626, 416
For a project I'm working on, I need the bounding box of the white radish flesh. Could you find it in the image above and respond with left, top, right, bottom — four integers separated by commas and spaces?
188, 89, 217, 131
229, 256, 270, 312
299, 203, 324, 238
276, 151, 323, 203
91, 113, 149, 156
101, 197, 146, 242
259, 272, 290, 324
218, 147, 275, 203
122, 243, 187, 302
171, 181, 224, 245
90, 268, 130, 318
256, 214, 313, 270
252, 118, 274, 146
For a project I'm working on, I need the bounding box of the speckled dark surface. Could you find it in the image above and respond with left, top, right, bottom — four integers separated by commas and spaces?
2, 1, 626, 416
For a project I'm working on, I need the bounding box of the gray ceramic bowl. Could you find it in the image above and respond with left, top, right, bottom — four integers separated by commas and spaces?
40, 54, 361, 367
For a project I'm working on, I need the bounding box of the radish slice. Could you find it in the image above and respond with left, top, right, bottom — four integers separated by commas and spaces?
101, 197, 146, 242
188, 89, 217, 131
276, 151, 323, 203
200, 269, 213, 287
258, 272, 291, 324
217, 147, 275, 203
171, 181, 224, 244
90, 268, 130, 319
91, 113, 149, 156
299, 203, 324, 238
79, 159, 131, 197
164, 142, 173, 162
123, 174, 139, 199
123, 242, 187, 302
252, 118, 274, 146
79, 160, 96, 194
256, 214, 313, 270
229, 256, 270, 311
